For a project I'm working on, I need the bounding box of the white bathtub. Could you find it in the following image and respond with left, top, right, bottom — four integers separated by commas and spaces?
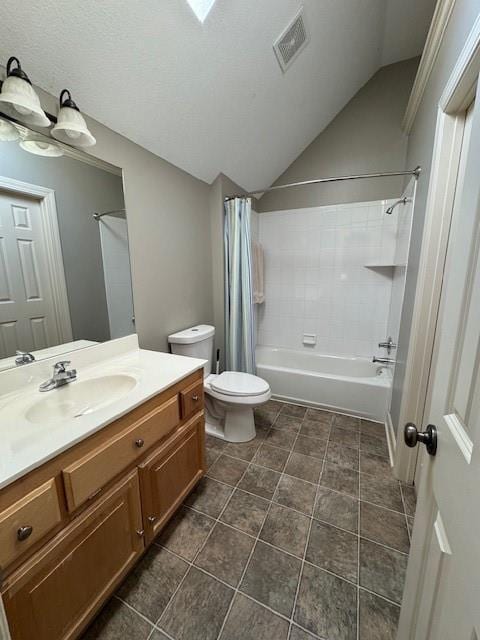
256, 346, 391, 422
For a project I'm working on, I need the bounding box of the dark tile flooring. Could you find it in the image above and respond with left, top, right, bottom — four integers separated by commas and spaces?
82, 401, 416, 640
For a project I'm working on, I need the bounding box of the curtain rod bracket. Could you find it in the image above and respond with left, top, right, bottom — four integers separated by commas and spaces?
93, 209, 126, 221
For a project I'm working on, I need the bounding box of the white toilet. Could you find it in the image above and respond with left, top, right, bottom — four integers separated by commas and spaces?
168, 324, 271, 442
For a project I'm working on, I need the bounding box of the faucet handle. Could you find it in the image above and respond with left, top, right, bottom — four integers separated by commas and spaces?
15, 350, 35, 365
54, 360, 71, 373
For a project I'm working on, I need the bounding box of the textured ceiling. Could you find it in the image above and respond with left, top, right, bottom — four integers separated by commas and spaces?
0, 0, 435, 190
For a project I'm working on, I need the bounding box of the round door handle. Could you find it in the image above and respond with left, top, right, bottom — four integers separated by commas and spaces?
17, 525, 33, 541
135, 438, 144, 448
404, 422, 437, 456
136, 529, 145, 537
147, 515, 157, 524
192, 394, 199, 401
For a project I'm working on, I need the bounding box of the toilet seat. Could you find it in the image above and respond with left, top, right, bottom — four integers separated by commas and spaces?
210, 371, 270, 397
204, 373, 271, 407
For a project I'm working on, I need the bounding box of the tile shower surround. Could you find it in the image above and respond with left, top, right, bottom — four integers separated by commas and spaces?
257, 199, 404, 358
81, 400, 415, 640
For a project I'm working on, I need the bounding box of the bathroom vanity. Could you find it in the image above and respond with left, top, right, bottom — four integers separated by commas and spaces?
0, 336, 206, 640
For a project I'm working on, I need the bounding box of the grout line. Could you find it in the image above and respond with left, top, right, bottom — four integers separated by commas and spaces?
113, 594, 157, 629
185, 500, 406, 555
153, 457, 254, 635
399, 482, 414, 544
358, 584, 403, 608
288, 408, 331, 638
214, 488, 277, 638
209, 456, 407, 515
210, 442, 392, 485
123, 404, 407, 640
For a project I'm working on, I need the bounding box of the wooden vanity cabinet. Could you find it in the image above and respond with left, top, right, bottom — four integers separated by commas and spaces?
139, 413, 205, 544
0, 369, 205, 640
2, 471, 144, 640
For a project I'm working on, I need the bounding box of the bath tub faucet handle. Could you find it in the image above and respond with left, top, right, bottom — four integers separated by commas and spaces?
373, 356, 396, 365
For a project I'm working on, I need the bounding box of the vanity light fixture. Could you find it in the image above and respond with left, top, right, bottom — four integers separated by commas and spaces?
19, 137, 64, 158
51, 89, 96, 147
0, 57, 50, 127
0, 117, 20, 141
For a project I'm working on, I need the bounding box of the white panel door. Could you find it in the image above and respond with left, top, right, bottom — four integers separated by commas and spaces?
0, 190, 61, 357
397, 97, 480, 637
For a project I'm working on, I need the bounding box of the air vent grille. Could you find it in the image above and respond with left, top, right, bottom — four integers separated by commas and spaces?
274, 9, 309, 72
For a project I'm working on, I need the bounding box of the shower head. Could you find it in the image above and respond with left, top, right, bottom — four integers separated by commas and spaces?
385, 197, 410, 215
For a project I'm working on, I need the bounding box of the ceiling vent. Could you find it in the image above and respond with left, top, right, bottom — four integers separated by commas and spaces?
273, 8, 309, 72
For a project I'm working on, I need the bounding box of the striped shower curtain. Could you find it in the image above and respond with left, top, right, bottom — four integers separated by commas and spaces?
224, 197, 255, 373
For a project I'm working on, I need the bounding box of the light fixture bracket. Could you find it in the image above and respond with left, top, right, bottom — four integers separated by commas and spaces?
6, 56, 32, 85
59, 89, 80, 112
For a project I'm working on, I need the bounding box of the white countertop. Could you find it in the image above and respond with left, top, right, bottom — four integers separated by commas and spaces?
0, 335, 206, 490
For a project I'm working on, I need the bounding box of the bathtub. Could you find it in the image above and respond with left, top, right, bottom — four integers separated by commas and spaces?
256, 346, 391, 422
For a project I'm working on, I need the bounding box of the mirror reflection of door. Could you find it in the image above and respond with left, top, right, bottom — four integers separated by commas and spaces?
0, 187, 68, 357
0, 122, 133, 371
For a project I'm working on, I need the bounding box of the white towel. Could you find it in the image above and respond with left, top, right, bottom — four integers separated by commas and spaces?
252, 241, 265, 304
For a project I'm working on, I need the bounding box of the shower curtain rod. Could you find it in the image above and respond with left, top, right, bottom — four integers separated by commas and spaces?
224, 166, 421, 201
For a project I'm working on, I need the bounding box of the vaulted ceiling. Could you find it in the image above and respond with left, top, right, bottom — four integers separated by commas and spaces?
0, 0, 435, 191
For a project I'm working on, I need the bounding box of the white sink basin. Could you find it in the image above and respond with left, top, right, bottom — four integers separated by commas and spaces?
25, 374, 138, 424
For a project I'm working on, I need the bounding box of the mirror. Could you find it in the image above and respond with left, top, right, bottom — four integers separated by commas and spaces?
0, 117, 134, 371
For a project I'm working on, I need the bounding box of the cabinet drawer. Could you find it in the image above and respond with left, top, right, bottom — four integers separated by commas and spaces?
180, 379, 204, 419
0, 479, 61, 570
62, 395, 180, 512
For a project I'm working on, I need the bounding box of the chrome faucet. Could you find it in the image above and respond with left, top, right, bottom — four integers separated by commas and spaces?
373, 356, 396, 365
378, 336, 397, 354
39, 361, 77, 392
15, 350, 35, 366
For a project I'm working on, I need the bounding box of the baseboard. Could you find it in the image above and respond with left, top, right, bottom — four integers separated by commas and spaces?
385, 411, 396, 467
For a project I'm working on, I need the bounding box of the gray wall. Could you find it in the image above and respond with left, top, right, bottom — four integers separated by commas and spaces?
258, 58, 419, 212
390, 0, 480, 431
29, 85, 214, 353
0, 144, 124, 342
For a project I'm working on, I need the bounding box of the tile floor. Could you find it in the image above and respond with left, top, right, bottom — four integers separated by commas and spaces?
82, 400, 416, 640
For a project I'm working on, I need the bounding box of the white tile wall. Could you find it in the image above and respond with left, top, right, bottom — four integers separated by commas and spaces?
257, 199, 404, 358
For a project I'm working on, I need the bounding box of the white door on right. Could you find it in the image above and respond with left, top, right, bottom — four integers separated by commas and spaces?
0, 189, 61, 357
397, 95, 480, 636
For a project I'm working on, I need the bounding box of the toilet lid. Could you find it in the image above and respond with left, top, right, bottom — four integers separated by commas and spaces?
210, 371, 270, 397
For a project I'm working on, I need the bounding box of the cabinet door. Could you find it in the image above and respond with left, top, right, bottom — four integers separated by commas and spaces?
139, 414, 205, 544
3, 471, 144, 640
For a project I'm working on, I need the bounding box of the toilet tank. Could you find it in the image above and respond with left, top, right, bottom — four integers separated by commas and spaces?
168, 324, 215, 378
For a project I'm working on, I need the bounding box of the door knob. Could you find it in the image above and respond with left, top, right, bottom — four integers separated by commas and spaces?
404, 422, 437, 456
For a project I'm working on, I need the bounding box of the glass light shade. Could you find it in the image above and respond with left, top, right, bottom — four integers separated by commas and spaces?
19, 137, 64, 157
0, 76, 51, 127
0, 117, 20, 141
51, 106, 96, 147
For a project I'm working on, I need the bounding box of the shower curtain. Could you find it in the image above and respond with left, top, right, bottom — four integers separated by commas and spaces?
224, 197, 255, 374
